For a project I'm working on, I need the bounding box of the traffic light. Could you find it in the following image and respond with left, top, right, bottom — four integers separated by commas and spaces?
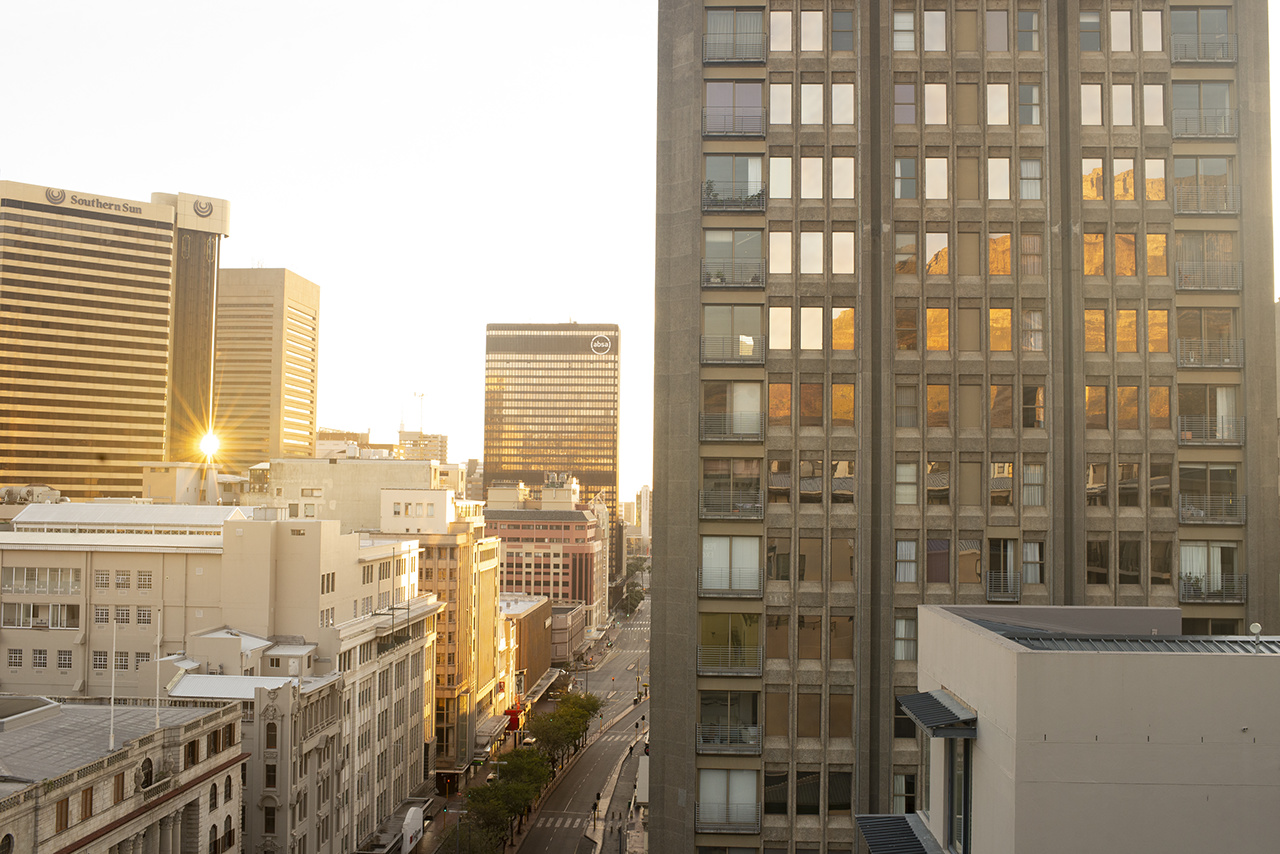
644, 742, 649, 755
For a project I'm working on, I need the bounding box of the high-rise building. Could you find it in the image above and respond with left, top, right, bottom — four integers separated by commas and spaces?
484, 323, 622, 565
212, 268, 320, 473
0, 180, 229, 498
398, 430, 448, 462
652, 4, 1277, 849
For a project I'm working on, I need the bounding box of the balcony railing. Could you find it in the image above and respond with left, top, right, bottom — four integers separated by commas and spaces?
700, 412, 765, 442
1179, 493, 1246, 525
1179, 573, 1247, 604
1171, 34, 1238, 63
696, 644, 763, 676
1178, 415, 1246, 445
703, 32, 766, 63
703, 181, 766, 212
699, 489, 764, 519
701, 259, 765, 288
698, 565, 765, 597
695, 802, 762, 833
1172, 109, 1239, 139
1173, 186, 1242, 215
1176, 338, 1244, 368
695, 723, 762, 754
985, 568, 1021, 603
1175, 260, 1243, 291
702, 107, 766, 137
701, 335, 765, 364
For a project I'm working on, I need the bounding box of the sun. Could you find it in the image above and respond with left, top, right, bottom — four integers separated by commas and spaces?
199, 433, 220, 457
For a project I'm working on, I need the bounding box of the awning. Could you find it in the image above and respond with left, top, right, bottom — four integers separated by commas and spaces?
474, 714, 511, 750
855, 814, 945, 854
898, 689, 977, 738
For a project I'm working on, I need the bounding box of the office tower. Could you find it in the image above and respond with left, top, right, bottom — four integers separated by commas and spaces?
652, 4, 1277, 850
484, 323, 622, 566
0, 181, 228, 498
212, 268, 320, 473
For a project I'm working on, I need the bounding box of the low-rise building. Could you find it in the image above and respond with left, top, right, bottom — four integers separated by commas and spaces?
551, 602, 586, 665
0, 696, 244, 854
248, 457, 445, 531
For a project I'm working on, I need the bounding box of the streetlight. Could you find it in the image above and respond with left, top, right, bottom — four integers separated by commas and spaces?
450, 808, 469, 854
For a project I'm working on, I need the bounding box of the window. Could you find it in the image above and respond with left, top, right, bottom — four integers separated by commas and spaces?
895, 386, 919, 428
1147, 234, 1168, 276
264, 805, 277, 835
923, 10, 945, 50
987, 84, 1008, 125
58, 649, 72, 669
1023, 463, 1045, 506
768, 306, 791, 349
94, 606, 109, 625
92, 650, 107, 670
896, 541, 918, 582
1146, 159, 1166, 200
832, 10, 853, 51
1020, 233, 1044, 275
1022, 309, 1044, 351
799, 306, 822, 348
768, 231, 790, 274
94, 570, 109, 590
800, 83, 822, 124
924, 233, 948, 275
926, 308, 949, 351
115, 652, 129, 671
986, 10, 1008, 50
1113, 84, 1133, 125
1119, 463, 1141, 507
893, 12, 914, 51
1086, 540, 1109, 584
705, 154, 764, 207
800, 232, 822, 274
769, 83, 791, 125
948, 739, 972, 851
705, 229, 763, 282
799, 157, 822, 199
798, 383, 822, 427
833, 156, 855, 197
895, 84, 915, 124
116, 571, 129, 590
135, 652, 150, 671
113, 772, 125, 804
925, 158, 947, 200
1017, 11, 1039, 50
705, 81, 764, 135
1018, 84, 1040, 125
1081, 84, 1102, 125
989, 232, 1011, 274
56, 798, 69, 833
1022, 385, 1045, 428
895, 462, 918, 505
1022, 542, 1045, 584
137, 571, 152, 590
137, 606, 152, 626
894, 230, 917, 275
1142, 10, 1162, 52
1114, 158, 1135, 200
926, 537, 950, 580
1111, 10, 1131, 51
895, 305, 918, 350
768, 156, 791, 199
701, 536, 760, 593
894, 616, 917, 661
1116, 310, 1138, 352
988, 158, 1010, 199
1173, 156, 1235, 212
1083, 232, 1105, 275
115, 606, 130, 625
1080, 12, 1101, 51
768, 383, 791, 427
265, 764, 277, 789
924, 83, 947, 124
832, 384, 855, 428
893, 773, 918, 814
1085, 386, 1107, 428
6, 648, 21, 668
926, 461, 950, 506
989, 385, 1013, 429
1144, 84, 1164, 125
30, 648, 46, 669
895, 158, 917, 198
926, 385, 949, 427
832, 307, 855, 350
799, 10, 822, 51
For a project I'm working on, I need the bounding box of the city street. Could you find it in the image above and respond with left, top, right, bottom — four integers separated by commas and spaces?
518, 597, 650, 854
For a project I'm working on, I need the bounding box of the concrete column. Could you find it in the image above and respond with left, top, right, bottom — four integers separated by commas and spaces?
171, 809, 185, 854
158, 814, 172, 854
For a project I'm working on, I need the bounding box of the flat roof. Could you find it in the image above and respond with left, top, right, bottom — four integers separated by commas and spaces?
12, 503, 245, 528
500, 594, 549, 616
0, 532, 223, 552
168, 674, 295, 700
197, 628, 272, 654
267, 643, 316, 657
485, 509, 594, 522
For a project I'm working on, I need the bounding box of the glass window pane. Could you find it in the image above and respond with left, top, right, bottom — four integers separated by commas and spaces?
1113, 84, 1133, 126
1114, 158, 1135, 200
1085, 309, 1106, 352
926, 308, 949, 351
799, 306, 822, 349
1083, 233, 1105, 275
769, 232, 791, 274
832, 384, 855, 427
986, 11, 1008, 51
988, 158, 1010, 199
800, 232, 822, 274
832, 84, 855, 125
1081, 84, 1102, 125
800, 158, 822, 199
801, 83, 823, 124
1148, 309, 1168, 352
1115, 234, 1136, 276
1144, 85, 1163, 125
1146, 160, 1165, 200
925, 233, 948, 275
769, 306, 791, 349
800, 11, 823, 51
926, 158, 948, 199
894, 12, 915, 51
1142, 11, 1162, 52
1083, 158, 1104, 200
770, 83, 792, 125
833, 232, 856, 274
924, 83, 947, 124
923, 11, 946, 51
770, 11, 791, 52
989, 309, 1012, 351
769, 157, 791, 199
1111, 10, 1131, 51
988, 232, 1011, 274
987, 84, 1009, 124
1116, 310, 1138, 351
832, 307, 855, 350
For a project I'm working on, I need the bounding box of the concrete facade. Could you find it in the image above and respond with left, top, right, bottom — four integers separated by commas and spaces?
248, 457, 443, 532
550, 602, 586, 664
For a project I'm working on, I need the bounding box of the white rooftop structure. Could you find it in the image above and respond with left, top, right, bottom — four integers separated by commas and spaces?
168, 671, 342, 701
11, 502, 247, 534
196, 628, 273, 655
499, 593, 550, 617
0, 531, 224, 553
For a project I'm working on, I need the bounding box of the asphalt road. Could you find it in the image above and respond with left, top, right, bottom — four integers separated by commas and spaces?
518, 599, 651, 854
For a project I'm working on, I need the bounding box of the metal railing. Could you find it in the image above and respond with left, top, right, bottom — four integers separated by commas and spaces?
700, 412, 765, 442
703, 33, 766, 63
702, 181, 766, 212
702, 107, 766, 137
699, 489, 764, 519
1176, 338, 1244, 368
701, 259, 765, 287
700, 335, 764, 364
1171, 34, 1238, 63
1175, 260, 1243, 291
695, 723, 762, 754
1172, 109, 1239, 139
695, 802, 762, 833
1173, 186, 1242, 215
1178, 493, 1247, 524
1178, 415, 1246, 445
698, 565, 765, 597
985, 568, 1021, 603
696, 644, 763, 676
1179, 573, 1247, 604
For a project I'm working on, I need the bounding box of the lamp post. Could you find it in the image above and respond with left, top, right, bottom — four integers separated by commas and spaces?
453, 809, 469, 854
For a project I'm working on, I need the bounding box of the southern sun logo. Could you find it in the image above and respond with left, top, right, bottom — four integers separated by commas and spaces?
45, 188, 66, 205
193, 199, 213, 218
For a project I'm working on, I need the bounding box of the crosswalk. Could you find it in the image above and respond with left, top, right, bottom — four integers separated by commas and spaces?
532, 813, 593, 829
594, 732, 639, 744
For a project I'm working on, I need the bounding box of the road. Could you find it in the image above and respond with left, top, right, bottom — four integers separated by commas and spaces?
518, 598, 650, 854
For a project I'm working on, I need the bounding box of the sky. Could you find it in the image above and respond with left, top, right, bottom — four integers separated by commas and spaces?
4, 4, 1279, 499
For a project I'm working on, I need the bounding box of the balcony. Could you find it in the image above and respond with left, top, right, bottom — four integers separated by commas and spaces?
1173, 186, 1241, 215
1178, 415, 1246, 445
1175, 260, 1243, 291
699, 489, 763, 520
700, 412, 765, 442
702, 107, 766, 138
696, 644, 763, 676
695, 723, 762, 755
701, 259, 765, 288
698, 565, 765, 598
1171, 34, 1238, 63
701, 335, 765, 364
703, 181, 766, 212
1176, 338, 1244, 368
1179, 493, 1246, 525
1179, 573, 1247, 604
985, 568, 1021, 603
1172, 109, 1239, 139
703, 32, 766, 64
695, 802, 762, 834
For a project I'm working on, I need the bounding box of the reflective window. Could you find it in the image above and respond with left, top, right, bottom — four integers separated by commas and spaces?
1083, 157, 1104, 200
1146, 159, 1165, 200
1081, 84, 1102, 125
1113, 84, 1133, 126
799, 306, 822, 348
1142, 10, 1162, 52
770, 11, 791, 51
832, 10, 854, 51
800, 233, 822, 274
1116, 310, 1138, 352
768, 306, 791, 349
1115, 234, 1137, 276
923, 11, 946, 51
894, 12, 915, 51
1084, 386, 1108, 429
1017, 11, 1039, 51
800, 11, 823, 50
895, 84, 916, 124
800, 157, 822, 199
926, 308, 949, 351
770, 83, 792, 125
832, 84, 855, 125
1111, 10, 1131, 51
1148, 309, 1169, 352
833, 232, 856, 274
1114, 158, 1135, 200
987, 84, 1009, 125
800, 83, 823, 124
1080, 12, 1101, 51
1083, 233, 1105, 276
925, 233, 948, 275
925, 83, 947, 124
769, 156, 791, 199
832, 384, 855, 428
988, 158, 1010, 200
769, 232, 791, 274
926, 158, 948, 199
986, 10, 1008, 51
1018, 84, 1040, 125
895, 158, 917, 198
1143, 85, 1164, 125
989, 309, 1012, 351
1085, 309, 1107, 352
989, 385, 1013, 429
833, 157, 855, 198
988, 232, 1011, 274
927, 385, 949, 427
832, 307, 855, 350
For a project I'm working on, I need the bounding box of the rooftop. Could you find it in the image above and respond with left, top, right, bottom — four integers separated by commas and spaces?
0, 532, 223, 553
485, 509, 594, 522
196, 628, 273, 654
12, 502, 246, 530
500, 593, 550, 616
166, 673, 342, 700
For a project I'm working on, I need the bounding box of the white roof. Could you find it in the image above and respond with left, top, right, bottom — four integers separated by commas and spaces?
168, 674, 294, 700
12, 503, 246, 530
197, 628, 272, 654
267, 643, 316, 657
500, 594, 549, 617
0, 532, 223, 553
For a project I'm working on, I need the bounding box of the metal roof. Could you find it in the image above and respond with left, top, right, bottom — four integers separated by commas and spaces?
856, 814, 945, 854
484, 509, 594, 522
898, 689, 977, 738
1005, 634, 1280, 654
12, 503, 246, 529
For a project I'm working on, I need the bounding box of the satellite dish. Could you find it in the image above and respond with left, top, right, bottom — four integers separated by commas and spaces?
1249, 622, 1262, 636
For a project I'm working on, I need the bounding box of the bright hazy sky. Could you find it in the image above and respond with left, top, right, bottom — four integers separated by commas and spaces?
4, 4, 1279, 498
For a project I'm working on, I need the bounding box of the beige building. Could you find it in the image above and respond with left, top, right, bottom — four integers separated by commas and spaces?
856, 605, 1280, 853
248, 457, 444, 531
551, 602, 586, 665
397, 431, 448, 463
0, 696, 244, 854
213, 268, 321, 474
0, 180, 229, 498
652, 3, 1279, 849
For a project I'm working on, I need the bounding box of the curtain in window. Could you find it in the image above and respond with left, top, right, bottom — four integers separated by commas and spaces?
1022, 542, 1043, 584
1180, 543, 1208, 591
731, 536, 757, 589
1023, 464, 1045, 506
702, 537, 730, 589
896, 540, 917, 582
1020, 233, 1044, 274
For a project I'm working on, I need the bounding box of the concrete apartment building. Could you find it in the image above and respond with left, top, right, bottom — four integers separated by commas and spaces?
652, 3, 1278, 851
485, 476, 610, 629
212, 268, 321, 474
0, 180, 229, 497
397, 431, 448, 462
499, 593, 553, 702
856, 605, 1280, 853
0, 696, 244, 854
483, 323, 624, 572
248, 457, 445, 531
378, 488, 506, 794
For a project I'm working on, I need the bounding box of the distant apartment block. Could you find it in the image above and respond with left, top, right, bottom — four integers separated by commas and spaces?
248, 457, 444, 531
398, 431, 448, 463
